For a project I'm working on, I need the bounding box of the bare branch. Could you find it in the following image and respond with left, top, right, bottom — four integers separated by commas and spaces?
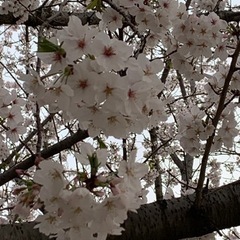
0, 129, 89, 186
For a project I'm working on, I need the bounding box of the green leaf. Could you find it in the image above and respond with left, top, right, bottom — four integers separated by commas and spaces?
87, 54, 96, 60
87, 0, 103, 11
38, 38, 61, 53
96, 137, 107, 149
64, 65, 74, 77
89, 153, 100, 176
23, 179, 34, 188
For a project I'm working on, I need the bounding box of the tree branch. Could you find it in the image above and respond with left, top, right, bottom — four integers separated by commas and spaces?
1, 179, 240, 240
149, 127, 163, 201
0, 11, 100, 27
218, 10, 240, 22
0, 129, 89, 186
0, 9, 239, 28
195, 40, 240, 207
2, 114, 53, 167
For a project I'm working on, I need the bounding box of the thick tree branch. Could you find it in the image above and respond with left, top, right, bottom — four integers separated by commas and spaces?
0, 11, 100, 27
1, 179, 240, 240
218, 10, 240, 22
114, 180, 240, 240
0, 9, 239, 28
0, 129, 89, 186
170, 153, 184, 170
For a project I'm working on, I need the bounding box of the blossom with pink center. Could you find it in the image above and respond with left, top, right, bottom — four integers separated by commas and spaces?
58, 16, 98, 62
6, 124, 26, 143
33, 160, 66, 197
92, 32, 133, 71
101, 8, 123, 31
37, 38, 67, 75
43, 82, 74, 112
118, 150, 148, 191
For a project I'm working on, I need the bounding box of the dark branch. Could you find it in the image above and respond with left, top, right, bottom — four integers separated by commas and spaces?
0, 129, 89, 186
1, 179, 240, 240
0, 11, 100, 27
0, 9, 239, 28
218, 10, 240, 22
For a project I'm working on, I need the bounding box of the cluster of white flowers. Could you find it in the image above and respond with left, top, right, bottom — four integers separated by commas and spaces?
203, 66, 239, 151
217, 112, 239, 150
99, 0, 228, 65
17, 0, 229, 142
33, 143, 148, 240
207, 159, 221, 188
20, 15, 167, 138
8, 0, 236, 239
171, 11, 228, 78
191, 0, 228, 11
0, 87, 26, 144
178, 105, 214, 156
0, 0, 39, 24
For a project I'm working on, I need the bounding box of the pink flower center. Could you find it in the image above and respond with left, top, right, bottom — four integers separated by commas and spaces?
128, 89, 136, 99
78, 39, 86, 49
79, 80, 88, 89
103, 46, 116, 57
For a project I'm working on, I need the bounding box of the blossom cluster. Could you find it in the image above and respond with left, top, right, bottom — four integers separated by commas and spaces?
4, 0, 238, 239
191, 0, 228, 11
32, 143, 148, 240
18, 0, 229, 141
99, 0, 228, 67
0, 0, 40, 24
178, 105, 215, 156
20, 15, 167, 138
0, 87, 26, 145
204, 66, 239, 151
171, 11, 228, 79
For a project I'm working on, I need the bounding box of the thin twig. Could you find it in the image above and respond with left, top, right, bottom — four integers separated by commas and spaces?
144, 138, 172, 163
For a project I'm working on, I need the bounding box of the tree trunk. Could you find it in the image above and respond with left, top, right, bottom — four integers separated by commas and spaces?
1, 180, 240, 240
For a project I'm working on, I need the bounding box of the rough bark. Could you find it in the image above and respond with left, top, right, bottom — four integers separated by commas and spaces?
0, 11, 100, 27
0, 9, 239, 28
113, 179, 240, 240
1, 179, 240, 240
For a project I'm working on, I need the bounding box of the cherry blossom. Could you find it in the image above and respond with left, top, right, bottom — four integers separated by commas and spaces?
33, 160, 66, 196
91, 32, 133, 71
6, 124, 26, 143
34, 212, 61, 236
75, 142, 108, 167
4, 105, 24, 127
118, 150, 148, 191
0, 1, 239, 240
101, 8, 123, 31
37, 38, 67, 75
18, 69, 45, 100
67, 65, 98, 106
43, 82, 74, 112
58, 16, 98, 62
